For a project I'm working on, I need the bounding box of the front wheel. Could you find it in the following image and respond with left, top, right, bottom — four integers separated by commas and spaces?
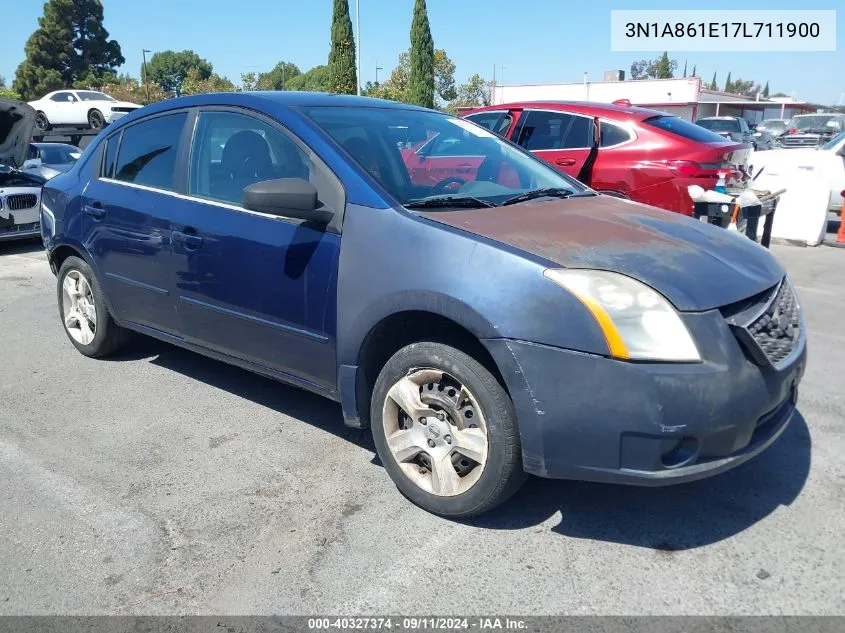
35, 111, 51, 132
371, 342, 525, 518
88, 109, 105, 130
57, 256, 130, 358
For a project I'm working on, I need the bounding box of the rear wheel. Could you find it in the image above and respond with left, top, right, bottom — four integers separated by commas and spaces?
371, 342, 525, 518
57, 256, 130, 358
88, 109, 105, 130
35, 111, 51, 132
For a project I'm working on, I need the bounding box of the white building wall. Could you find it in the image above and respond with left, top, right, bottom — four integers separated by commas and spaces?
492, 77, 701, 106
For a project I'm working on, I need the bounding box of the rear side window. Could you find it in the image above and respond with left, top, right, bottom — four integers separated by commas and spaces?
101, 133, 121, 178
600, 121, 633, 147
464, 112, 513, 137
114, 113, 187, 191
645, 116, 728, 143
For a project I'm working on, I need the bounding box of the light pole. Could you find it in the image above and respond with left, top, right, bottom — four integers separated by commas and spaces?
141, 49, 151, 103
375, 63, 383, 85
356, 0, 362, 96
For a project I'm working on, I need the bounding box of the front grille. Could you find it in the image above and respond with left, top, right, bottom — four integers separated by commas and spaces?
781, 137, 822, 147
6, 194, 38, 211
722, 279, 802, 366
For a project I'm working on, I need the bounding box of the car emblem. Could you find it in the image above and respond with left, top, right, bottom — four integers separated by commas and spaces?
428, 424, 440, 438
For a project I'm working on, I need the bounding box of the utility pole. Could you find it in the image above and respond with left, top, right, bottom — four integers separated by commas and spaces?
375, 63, 383, 85
142, 49, 151, 103
356, 0, 362, 96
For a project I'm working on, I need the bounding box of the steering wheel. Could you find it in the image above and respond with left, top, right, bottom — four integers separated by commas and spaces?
431, 177, 467, 195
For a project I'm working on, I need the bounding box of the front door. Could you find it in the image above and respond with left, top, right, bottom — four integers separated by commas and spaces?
81, 111, 189, 335
171, 109, 341, 390
510, 109, 593, 179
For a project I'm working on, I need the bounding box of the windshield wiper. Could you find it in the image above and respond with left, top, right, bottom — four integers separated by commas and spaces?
404, 196, 497, 209
501, 188, 578, 206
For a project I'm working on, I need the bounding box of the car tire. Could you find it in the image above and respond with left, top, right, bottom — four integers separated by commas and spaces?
35, 111, 51, 132
88, 109, 105, 130
371, 342, 525, 518
57, 256, 131, 358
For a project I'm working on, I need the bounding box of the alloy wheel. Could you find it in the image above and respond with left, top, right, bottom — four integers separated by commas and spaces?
382, 368, 489, 496
61, 270, 97, 345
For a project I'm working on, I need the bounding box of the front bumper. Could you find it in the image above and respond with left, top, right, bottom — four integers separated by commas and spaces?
483, 309, 806, 486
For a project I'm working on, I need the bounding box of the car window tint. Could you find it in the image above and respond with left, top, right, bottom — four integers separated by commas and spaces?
600, 121, 632, 147
189, 111, 341, 212
561, 115, 593, 149
515, 111, 574, 151
645, 116, 728, 143
465, 112, 513, 137
50, 92, 73, 102
101, 133, 121, 178
27, 145, 39, 160
114, 113, 186, 190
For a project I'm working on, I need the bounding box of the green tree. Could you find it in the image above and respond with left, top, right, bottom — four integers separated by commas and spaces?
691, 65, 697, 77
763, 81, 770, 98
286, 65, 331, 92
0, 75, 20, 100
180, 67, 235, 96
257, 61, 302, 91
99, 72, 167, 104
328, 0, 358, 94
724, 72, 732, 93
240, 72, 258, 91
710, 72, 718, 90
629, 52, 677, 80
409, 0, 435, 108
145, 50, 212, 96
13, 0, 124, 101
683, 60, 687, 78
366, 48, 455, 105
446, 74, 492, 114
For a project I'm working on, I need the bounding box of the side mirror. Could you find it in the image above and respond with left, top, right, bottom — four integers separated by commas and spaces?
242, 178, 334, 224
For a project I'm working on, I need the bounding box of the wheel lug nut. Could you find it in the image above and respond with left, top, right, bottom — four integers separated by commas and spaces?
419, 417, 427, 425
437, 412, 446, 421
427, 439, 436, 448
444, 435, 452, 444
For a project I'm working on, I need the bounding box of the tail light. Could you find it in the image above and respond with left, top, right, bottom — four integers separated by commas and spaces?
659, 160, 736, 179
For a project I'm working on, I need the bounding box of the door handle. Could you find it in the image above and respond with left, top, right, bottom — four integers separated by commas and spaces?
555, 158, 577, 167
172, 229, 204, 250
83, 204, 106, 220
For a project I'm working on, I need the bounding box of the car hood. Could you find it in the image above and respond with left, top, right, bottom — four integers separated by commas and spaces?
0, 99, 36, 169
420, 195, 784, 312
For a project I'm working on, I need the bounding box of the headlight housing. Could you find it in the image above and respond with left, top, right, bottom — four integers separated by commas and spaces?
544, 269, 701, 362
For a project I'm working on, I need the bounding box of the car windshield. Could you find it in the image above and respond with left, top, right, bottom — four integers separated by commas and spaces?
37, 144, 81, 164
758, 120, 787, 133
76, 91, 115, 102
789, 115, 841, 133
304, 106, 586, 208
822, 132, 845, 150
644, 116, 729, 143
697, 119, 740, 133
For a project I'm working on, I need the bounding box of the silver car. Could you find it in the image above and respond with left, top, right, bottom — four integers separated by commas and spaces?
1, 99, 44, 242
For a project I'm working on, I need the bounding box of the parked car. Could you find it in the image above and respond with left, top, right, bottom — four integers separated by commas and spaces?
695, 116, 772, 150
0, 99, 45, 242
749, 131, 845, 212
779, 113, 845, 149
21, 142, 82, 180
462, 101, 752, 215
28, 90, 141, 131
41, 92, 806, 517
756, 118, 791, 144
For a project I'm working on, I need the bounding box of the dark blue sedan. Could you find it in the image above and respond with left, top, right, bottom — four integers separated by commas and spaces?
40, 92, 806, 517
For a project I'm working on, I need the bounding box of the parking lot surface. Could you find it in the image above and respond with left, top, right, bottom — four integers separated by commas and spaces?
1, 239, 843, 615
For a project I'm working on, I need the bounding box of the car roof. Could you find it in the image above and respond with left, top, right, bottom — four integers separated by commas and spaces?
698, 116, 740, 120
793, 113, 841, 118
464, 100, 670, 120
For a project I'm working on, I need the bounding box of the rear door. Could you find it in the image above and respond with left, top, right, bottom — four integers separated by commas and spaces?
170, 108, 342, 390
463, 110, 516, 138
511, 109, 593, 178
80, 111, 191, 334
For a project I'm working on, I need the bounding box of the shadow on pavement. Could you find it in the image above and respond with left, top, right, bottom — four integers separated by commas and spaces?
108, 336, 811, 550
0, 237, 44, 256
471, 411, 811, 550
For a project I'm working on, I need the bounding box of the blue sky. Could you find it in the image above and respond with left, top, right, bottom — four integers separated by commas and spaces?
2, 0, 843, 103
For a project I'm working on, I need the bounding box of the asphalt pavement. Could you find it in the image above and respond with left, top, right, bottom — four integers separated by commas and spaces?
0, 238, 843, 615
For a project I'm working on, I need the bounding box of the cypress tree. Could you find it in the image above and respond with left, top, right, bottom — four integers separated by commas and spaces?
691, 64, 697, 77
683, 60, 687, 78
328, 0, 358, 95
13, 0, 124, 100
724, 72, 732, 93
710, 72, 718, 90
409, 0, 435, 108
763, 81, 770, 98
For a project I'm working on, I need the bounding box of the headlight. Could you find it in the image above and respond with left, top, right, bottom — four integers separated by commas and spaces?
544, 269, 701, 362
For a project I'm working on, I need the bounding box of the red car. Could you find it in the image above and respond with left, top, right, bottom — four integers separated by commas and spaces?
455, 101, 752, 215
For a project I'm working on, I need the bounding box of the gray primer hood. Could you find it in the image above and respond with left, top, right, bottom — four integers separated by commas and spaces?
421, 195, 784, 311
0, 99, 36, 169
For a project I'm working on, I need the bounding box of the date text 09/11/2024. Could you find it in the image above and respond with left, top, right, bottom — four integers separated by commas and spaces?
625, 22, 820, 39
307, 617, 528, 630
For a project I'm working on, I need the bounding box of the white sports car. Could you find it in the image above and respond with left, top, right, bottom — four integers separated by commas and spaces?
1, 99, 44, 242
28, 89, 141, 131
